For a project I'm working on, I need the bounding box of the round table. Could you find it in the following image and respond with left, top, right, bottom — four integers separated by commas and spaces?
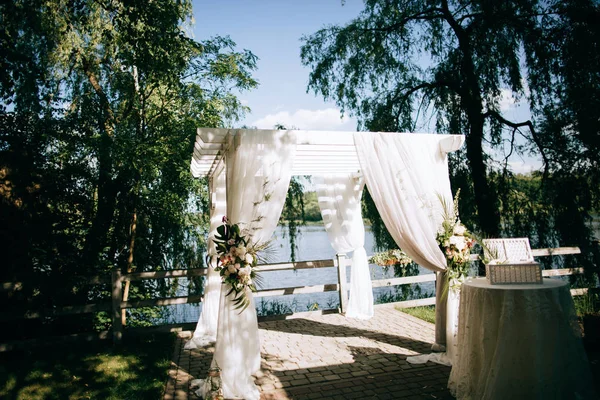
447, 277, 596, 399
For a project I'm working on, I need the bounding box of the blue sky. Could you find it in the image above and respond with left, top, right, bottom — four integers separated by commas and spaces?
191, 1, 540, 173
192, 0, 361, 131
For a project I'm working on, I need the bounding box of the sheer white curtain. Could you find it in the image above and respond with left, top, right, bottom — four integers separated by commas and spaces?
316, 175, 373, 319
353, 132, 464, 350
185, 167, 226, 350
198, 129, 297, 400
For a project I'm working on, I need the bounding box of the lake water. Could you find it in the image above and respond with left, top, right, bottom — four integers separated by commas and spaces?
163, 225, 435, 324
159, 218, 600, 324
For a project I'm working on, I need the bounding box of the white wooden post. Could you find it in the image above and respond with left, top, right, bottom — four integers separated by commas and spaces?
111, 270, 123, 344
336, 253, 348, 314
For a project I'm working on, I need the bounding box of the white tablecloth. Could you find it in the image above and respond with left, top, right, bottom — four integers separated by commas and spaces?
448, 278, 596, 399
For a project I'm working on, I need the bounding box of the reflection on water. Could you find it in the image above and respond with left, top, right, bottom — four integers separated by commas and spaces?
162, 225, 435, 324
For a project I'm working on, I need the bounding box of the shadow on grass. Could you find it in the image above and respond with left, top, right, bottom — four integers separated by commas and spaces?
0, 333, 175, 400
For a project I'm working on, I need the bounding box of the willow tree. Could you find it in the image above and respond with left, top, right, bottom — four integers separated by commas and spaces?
301, 0, 599, 237
0, 0, 257, 334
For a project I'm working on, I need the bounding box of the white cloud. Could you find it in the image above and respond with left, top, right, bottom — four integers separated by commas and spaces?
251, 108, 356, 131
499, 89, 517, 112
507, 161, 539, 175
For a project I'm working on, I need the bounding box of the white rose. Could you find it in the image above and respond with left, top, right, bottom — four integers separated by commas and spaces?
234, 263, 241, 271
453, 224, 467, 236
236, 245, 247, 258
238, 266, 251, 277
449, 235, 466, 251
244, 253, 254, 264
227, 264, 237, 274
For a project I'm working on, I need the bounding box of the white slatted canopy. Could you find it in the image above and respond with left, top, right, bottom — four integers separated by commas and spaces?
190, 127, 463, 177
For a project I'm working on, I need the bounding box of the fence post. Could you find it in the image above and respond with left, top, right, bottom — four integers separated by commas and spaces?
111, 270, 123, 344
336, 253, 348, 314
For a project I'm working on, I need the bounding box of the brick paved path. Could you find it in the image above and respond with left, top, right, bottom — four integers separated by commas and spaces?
163, 305, 453, 400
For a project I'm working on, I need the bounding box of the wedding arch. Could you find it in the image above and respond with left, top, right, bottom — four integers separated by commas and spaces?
188, 127, 464, 399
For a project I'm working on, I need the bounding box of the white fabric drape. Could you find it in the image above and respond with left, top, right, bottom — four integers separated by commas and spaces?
316, 175, 373, 319
185, 168, 226, 350
353, 132, 462, 272
354, 132, 464, 349
204, 129, 297, 400
445, 287, 460, 364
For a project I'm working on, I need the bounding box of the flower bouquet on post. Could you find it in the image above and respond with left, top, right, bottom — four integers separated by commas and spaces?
369, 249, 413, 267
437, 190, 476, 292
211, 217, 261, 312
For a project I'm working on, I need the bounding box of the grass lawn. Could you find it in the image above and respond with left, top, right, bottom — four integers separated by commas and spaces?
0, 333, 175, 400
397, 305, 436, 324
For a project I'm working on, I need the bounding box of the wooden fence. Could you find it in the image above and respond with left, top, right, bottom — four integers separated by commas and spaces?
0, 246, 589, 351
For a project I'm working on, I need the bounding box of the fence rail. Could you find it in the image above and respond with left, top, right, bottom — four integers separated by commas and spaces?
0, 245, 590, 350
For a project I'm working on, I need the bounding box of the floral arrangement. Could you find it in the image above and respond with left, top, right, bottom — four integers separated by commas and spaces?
369, 249, 413, 267
437, 190, 476, 290
212, 217, 260, 312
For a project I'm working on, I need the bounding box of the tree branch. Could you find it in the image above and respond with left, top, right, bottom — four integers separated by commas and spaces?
483, 109, 550, 177
393, 80, 462, 104
503, 126, 517, 173
81, 56, 115, 136
358, 7, 445, 33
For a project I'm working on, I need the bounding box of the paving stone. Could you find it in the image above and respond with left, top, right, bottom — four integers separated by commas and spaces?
162, 306, 452, 400
290, 378, 310, 386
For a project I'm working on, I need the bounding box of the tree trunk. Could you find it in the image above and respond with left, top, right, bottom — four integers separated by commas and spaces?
82, 59, 118, 268
121, 65, 143, 325
121, 208, 137, 325
440, 0, 501, 237
83, 135, 118, 268
465, 114, 501, 237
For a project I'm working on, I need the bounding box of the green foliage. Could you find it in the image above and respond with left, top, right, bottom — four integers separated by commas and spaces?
0, 0, 257, 337
0, 334, 175, 400
257, 298, 297, 316
375, 284, 431, 305
256, 298, 337, 316
573, 290, 600, 318
302, 191, 322, 222
397, 305, 436, 324
279, 176, 306, 262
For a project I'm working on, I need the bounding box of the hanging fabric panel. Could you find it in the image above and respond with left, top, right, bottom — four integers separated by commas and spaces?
316, 174, 373, 319
185, 167, 226, 350
353, 132, 464, 349
208, 129, 297, 400
353, 132, 463, 272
